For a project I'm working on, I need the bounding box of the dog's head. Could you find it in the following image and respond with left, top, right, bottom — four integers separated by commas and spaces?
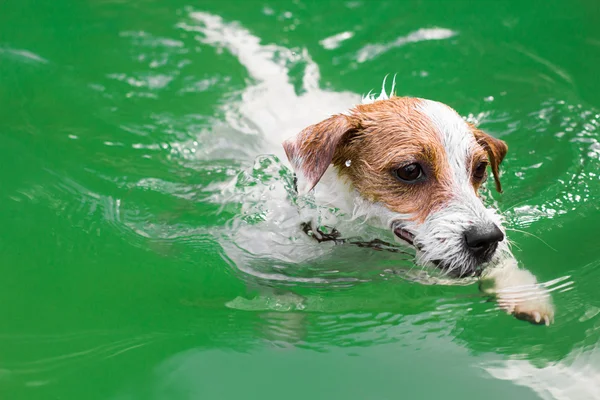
283, 96, 509, 278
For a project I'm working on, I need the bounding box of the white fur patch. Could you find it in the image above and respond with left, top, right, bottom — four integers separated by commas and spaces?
417, 99, 476, 186
397, 99, 509, 276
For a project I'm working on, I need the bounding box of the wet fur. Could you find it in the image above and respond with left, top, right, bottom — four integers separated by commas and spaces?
189, 11, 554, 325
283, 88, 554, 324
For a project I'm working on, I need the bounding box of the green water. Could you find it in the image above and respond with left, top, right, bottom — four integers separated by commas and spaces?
2, 0, 600, 399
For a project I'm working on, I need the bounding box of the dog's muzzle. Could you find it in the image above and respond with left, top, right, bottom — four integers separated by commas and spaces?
392, 221, 505, 278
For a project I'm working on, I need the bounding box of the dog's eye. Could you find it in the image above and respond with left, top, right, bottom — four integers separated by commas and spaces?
394, 163, 424, 183
473, 162, 488, 181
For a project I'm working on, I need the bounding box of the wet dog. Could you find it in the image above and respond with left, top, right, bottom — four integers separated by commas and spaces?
283, 87, 554, 325
189, 11, 554, 325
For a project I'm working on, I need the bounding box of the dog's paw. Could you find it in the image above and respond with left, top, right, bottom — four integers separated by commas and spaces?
496, 289, 555, 326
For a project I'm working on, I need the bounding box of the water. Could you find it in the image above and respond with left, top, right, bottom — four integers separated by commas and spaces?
1, 0, 600, 399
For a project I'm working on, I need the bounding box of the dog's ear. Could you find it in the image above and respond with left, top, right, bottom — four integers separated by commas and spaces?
283, 114, 358, 195
472, 128, 508, 193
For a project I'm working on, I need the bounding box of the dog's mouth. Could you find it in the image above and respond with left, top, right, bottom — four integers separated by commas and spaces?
392, 223, 484, 278
392, 225, 415, 246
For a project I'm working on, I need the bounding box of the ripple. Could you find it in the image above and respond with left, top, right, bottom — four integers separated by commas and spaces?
107, 72, 174, 90
0, 47, 48, 64
503, 99, 600, 227
119, 30, 185, 49
320, 31, 355, 50
12, 171, 105, 234
355, 28, 457, 63
0, 331, 164, 385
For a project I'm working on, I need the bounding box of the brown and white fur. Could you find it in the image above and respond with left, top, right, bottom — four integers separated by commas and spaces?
283, 87, 554, 325
189, 11, 554, 325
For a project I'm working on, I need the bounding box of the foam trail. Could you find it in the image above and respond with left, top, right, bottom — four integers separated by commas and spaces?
180, 12, 360, 157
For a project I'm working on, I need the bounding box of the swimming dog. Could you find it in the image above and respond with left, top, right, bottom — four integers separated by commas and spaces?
188, 11, 554, 325
283, 89, 554, 325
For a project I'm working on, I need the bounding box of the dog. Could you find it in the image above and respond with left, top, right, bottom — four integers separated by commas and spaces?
282, 86, 554, 325
188, 11, 554, 325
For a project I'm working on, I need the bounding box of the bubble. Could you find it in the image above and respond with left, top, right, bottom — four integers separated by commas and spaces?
345, 160, 352, 167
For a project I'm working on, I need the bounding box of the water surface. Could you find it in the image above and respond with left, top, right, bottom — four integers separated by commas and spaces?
1, 1, 600, 399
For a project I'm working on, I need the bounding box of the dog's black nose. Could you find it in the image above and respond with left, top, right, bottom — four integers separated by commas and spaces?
464, 224, 504, 262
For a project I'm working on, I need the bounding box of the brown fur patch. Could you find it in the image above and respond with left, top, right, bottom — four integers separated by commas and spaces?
283, 114, 357, 193
332, 98, 455, 223
283, 96, 508, 223
469, 125, 508, 193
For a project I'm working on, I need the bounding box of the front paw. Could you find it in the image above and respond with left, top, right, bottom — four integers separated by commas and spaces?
496, 287, 554, 326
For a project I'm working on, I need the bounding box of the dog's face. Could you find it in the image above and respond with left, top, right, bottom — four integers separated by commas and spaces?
283, 97, 509, 277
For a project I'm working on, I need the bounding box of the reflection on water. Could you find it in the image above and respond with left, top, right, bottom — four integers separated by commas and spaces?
486, 352, 600, 400
485, 334, 600, 400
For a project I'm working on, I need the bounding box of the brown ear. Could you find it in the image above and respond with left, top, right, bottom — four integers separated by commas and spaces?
282, 114, 357, 194
472, 128, 508, 193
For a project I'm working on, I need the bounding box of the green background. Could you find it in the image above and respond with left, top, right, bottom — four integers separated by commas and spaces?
1, 0, 599, 399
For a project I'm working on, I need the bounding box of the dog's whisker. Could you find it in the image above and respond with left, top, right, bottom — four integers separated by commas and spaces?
504, 238, 521, 252
505, 228, 557, 252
